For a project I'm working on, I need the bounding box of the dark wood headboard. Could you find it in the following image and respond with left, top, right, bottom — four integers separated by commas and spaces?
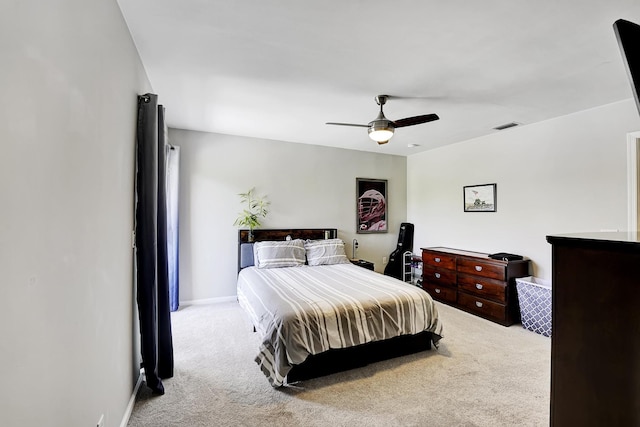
237, 228, 338, 272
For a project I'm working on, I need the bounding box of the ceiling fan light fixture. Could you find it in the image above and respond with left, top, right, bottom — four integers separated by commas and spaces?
368, 128, 394, 142
368, 121, 394, 143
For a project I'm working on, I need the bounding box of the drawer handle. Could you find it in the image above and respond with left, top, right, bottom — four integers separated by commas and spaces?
435, 272, 441, 279
475, 265, 483, 272
434, 257, 441, 263
475, 283, 483, 290
475, 301, 483, 308
435, 288, 441, 294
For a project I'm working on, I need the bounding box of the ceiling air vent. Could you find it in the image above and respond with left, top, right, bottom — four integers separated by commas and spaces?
493, 122, 521, 131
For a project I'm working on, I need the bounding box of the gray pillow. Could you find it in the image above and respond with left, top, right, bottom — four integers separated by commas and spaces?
253, 239, 306, 268
305, 238, 350, 266
240, 243, 255, 268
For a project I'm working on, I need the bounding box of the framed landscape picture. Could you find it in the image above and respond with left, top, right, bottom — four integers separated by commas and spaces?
356, 178, 388, 233
463, 183, 497, 212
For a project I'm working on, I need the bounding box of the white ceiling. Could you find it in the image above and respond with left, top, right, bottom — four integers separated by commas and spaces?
117, 0, 640, 156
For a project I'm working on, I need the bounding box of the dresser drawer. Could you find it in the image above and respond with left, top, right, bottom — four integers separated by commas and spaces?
457, 257, 505, 281
422, 266, 456, 286
457, 273, 507, 303
422, 250, 456, 270
422, 282, 457, 304
457, 292, 507, 322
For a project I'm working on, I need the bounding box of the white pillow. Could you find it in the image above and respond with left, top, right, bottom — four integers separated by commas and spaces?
304, 239, 350, 266
253, 239, 306, 268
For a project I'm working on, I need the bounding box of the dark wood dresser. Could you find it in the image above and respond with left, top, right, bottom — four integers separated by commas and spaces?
421, 247, 530, 326
546, 232, 640, 426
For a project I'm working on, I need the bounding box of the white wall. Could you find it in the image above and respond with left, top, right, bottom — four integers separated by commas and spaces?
408, 99, 640, 280
0, 1, 151, 426
169, 129, 407, 302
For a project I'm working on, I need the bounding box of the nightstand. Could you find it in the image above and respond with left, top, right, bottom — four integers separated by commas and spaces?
350, 259, 374, 271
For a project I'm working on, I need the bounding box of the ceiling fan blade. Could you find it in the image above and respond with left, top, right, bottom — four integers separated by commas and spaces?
326, 122, 369, 128
393, 114, 439, 128
385, 95, 448, 101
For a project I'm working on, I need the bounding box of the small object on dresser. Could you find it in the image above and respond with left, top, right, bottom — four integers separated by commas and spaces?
489, 252, 523, 261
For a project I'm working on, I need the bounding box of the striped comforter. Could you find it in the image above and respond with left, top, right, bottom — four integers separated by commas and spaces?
237, 263, 444, 386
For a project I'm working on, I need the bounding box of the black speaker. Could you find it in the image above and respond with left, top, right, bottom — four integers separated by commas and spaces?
383, 223, 414, 280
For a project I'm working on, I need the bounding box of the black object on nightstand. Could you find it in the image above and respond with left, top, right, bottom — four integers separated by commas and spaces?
350, 259, 374, 271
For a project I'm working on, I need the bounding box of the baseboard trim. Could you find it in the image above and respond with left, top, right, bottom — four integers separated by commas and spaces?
120, 370, 143, 427
180, 296, 237, 306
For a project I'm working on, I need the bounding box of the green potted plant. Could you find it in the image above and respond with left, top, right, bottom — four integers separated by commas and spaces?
233, 187, 270, 241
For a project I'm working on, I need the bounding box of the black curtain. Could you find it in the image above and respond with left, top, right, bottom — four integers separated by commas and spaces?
135, 93, 174, 395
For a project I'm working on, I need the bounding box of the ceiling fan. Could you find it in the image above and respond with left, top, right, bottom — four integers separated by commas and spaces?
326, 95, 439, 145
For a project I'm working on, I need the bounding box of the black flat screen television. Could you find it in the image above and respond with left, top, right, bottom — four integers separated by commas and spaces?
614, 19, 640, 116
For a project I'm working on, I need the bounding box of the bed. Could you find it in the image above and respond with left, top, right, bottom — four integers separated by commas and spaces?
236, 228, 444, 387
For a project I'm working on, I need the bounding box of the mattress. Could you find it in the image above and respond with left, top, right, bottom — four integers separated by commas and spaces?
237, 263, 444, 386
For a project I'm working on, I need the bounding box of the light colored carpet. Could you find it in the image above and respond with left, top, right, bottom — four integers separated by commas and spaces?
128, 301, 550, 427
